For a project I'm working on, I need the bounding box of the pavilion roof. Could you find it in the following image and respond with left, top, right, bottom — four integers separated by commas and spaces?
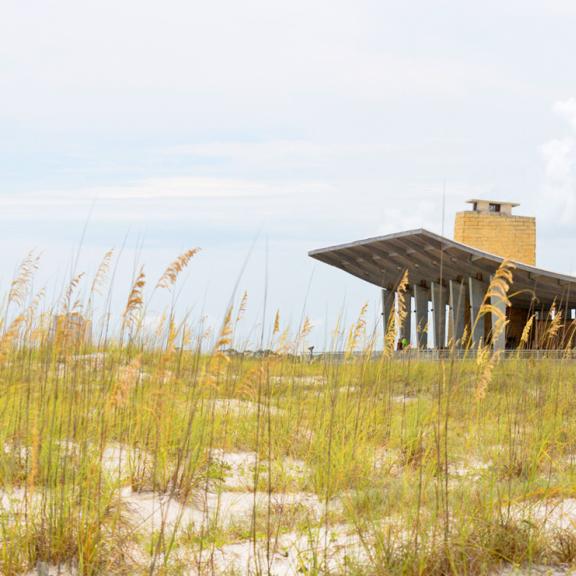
309, 229, 576, 309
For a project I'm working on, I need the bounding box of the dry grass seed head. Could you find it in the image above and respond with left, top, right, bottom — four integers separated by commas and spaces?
90, 248, 114, 298
274, 327, 291, 354
474, 262, 515, 401
520, 314, 535, 347
475, 259, 515, 350
300, 317, 313, 339
273, 309, 280, 335
473, 262, 515, 401
111, 356, 142, 407
201, 306, 235, 386
482, 260, 515, 314
345, 302, 368, 356
0, 314, 26, 364
384, 270, 409, 356
156, 248, 200, 290
24, 288, 46, 337
546, 306, 563, 344
475, 343, 495, 401
215, 306, 233, 351
62, 272, 85, 312
122, 267, 146, 333
236, 290, 248, 323
8, 251, 40, 308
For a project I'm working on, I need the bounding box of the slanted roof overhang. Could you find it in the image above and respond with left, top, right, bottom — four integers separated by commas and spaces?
309, 229, 576, 310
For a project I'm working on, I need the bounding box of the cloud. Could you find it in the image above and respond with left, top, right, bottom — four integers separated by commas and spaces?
90, 177, 282, 201
539, 99, 576, 225
543, 0, 576, 15
0, 176, 338, 228
553, 98, 576, 131
164, 141, 351, 171
541, 139, 574, 185
375, 202, 436, 236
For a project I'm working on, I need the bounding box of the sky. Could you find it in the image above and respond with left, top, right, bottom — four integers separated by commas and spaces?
1, 0, 576, 348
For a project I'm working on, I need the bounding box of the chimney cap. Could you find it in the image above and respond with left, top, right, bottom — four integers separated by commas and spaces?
466, 199, 520, 208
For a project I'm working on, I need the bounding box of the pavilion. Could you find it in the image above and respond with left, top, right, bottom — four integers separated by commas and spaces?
309, 200, 576, 350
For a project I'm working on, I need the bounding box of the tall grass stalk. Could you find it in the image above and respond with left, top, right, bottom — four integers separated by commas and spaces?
0, 257, 575, 575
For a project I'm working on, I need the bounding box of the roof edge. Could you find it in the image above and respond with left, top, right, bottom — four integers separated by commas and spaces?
308, 228, 429, 257
309, 228, 576, 284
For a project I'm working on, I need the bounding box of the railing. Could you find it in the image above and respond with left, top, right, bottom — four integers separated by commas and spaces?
314, 349, 576, 361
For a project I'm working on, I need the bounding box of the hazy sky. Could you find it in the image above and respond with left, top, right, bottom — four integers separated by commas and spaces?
1, 0, 576, 347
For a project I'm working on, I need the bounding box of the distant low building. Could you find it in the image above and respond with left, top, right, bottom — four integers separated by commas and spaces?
309, 200, 576, 350
51, 312, 91, 346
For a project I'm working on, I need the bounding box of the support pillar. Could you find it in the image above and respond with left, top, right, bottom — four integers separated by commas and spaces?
381, 288, 396, 343
398, 289, 412, 346
534, 308, 541, 349
431, 282, 447, 349
490, 287, 507, 351
449, 279, 466, 348
468, 278, 487, 348
413, 284, 430, 349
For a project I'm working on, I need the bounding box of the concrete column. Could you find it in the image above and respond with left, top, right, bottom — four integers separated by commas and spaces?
381, 288, 396, 342
398, 290, 412, 346
413, 284, 430, 348
534, 309, 541, 349
449, 279, 466, 347
468, 278, 487, 348
431, 282, 447, 349
490, 288, 507, 351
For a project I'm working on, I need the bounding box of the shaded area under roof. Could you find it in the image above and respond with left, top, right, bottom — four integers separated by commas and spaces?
309, 229, 576, 310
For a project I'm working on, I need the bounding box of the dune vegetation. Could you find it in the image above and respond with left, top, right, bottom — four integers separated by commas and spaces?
1, 251, 576, 575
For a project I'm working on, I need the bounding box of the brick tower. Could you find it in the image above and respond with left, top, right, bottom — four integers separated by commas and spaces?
454, 199, 536, 265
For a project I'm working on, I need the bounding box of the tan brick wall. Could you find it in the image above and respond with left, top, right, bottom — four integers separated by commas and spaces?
454, 212, 536, 265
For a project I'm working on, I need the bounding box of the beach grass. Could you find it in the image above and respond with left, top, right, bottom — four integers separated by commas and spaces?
0, 254, 576, 575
